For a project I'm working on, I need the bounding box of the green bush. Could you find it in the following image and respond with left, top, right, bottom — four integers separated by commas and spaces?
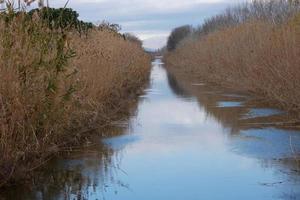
28, 7, 94, 32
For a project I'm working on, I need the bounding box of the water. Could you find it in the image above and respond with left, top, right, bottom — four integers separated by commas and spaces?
2, 58, 300, 200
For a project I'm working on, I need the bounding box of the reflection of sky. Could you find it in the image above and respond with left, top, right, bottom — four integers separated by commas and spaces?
35, 0, 245, 49
19, 59, 300, 200
98, 60, 300, 200
23, 59, 299, 200
243, 108, 284, 119
232, 128, 300, 159
217, 101, 244, 108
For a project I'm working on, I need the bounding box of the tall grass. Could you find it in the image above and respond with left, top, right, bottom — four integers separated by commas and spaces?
165, 0, 300, 116
195, 0, 300, 35
0, 10, 150, 187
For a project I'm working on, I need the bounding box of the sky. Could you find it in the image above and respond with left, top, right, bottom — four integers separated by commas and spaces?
46, 0, 243, 49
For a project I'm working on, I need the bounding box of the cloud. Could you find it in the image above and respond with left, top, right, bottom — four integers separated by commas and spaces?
67, 0, 229, 13
48, 0, 242, 49
143, 36, 168, 50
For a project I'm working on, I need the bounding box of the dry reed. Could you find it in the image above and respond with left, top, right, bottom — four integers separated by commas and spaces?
165, 14, 300, 116
0, 13, 150, 187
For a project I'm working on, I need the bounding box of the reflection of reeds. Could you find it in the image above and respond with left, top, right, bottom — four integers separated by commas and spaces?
0, 12, 150, 187
166, 70, 251, 134
165, 11, 300, 117
166, 63, 300, 185
290, 136, 300, 170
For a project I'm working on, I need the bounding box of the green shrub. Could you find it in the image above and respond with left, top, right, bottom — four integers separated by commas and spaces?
28, 7, 94, 32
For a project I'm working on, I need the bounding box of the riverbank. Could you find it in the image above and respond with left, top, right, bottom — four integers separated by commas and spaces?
0, 9, 151, 187
2, 58, 299, 200
164, 1, 300, 118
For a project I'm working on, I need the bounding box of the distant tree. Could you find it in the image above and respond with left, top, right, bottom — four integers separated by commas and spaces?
97, 20, 121, 33
28, 7, 93, 31
167, 25, 192, 51
195, 0, 300, 36
123, 33, 142, 46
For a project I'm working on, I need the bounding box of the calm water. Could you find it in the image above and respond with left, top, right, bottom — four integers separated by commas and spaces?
2, 58, 300, 200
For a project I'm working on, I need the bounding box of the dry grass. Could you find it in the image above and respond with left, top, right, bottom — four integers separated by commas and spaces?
165, 14, 300, 116
0, 13, 150, 187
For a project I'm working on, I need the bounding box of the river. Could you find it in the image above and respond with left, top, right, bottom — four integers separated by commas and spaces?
1, 58, 300, 200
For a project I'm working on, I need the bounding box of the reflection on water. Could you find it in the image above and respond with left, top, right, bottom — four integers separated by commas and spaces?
1, 58, 300, 200
243, 108, 284, 119
217, 101, 243, 108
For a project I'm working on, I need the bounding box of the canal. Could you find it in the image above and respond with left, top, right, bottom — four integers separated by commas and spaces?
2, 58, 300, 200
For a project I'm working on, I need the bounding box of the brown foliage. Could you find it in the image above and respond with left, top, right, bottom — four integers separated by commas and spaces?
0, 15, 150, 186
165, 16, 300, 115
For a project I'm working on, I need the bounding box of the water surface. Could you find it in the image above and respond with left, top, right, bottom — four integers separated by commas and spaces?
2, 58, 300, 200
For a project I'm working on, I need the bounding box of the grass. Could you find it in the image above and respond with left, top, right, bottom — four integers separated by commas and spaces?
0, 10, 150, 187
165, 11, 300, 118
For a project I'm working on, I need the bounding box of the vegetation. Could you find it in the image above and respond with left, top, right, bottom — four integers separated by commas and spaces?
165, 0, 300, 116
166, 25, 192, 51
0, 6, 150, 187
195, 0, 300, 35
28, 7, 94, 32
123, 33, 143, 46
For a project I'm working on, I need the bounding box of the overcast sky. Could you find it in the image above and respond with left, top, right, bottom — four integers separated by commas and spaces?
47, 0, 244, 49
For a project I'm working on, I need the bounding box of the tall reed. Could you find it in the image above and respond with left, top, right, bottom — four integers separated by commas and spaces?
165, 1, 300, 116
0, 10, 150, 187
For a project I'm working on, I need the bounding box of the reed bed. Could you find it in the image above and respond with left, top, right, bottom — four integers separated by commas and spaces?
165, 4, 300, 117
0, 12, 150, 187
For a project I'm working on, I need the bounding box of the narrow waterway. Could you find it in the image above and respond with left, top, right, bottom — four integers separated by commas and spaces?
2, 58, 300, 200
